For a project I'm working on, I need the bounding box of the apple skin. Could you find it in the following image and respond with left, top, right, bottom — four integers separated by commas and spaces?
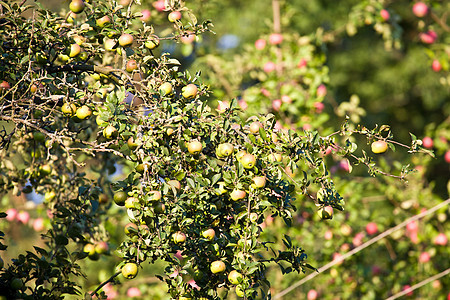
103, 125, 118, 139
252, 176, 266, 188
366, 222, 378, 235
187, 140, 202, 155
127, 136, 138, 150
122, 262, 138, 279
61, 102, 77, 116
249, 121, 262, 134
182, 84, 198, 99
263, 62, 276, 73
126, 59, 138, 72
159, 82, 173, 95
148, 190, 162, 201
210, 260, 226, 274
240, 153, 256, 169
104, 39, 116, 51
422, 136, 433, 149
145, 38, 160, 50
230, 189, 246, 201
172, 231, 186, 244
140, 9, 151, 22
217, 143, 234, 157
228, 270, 243, 285
380, 9, 390, 21
119, 33, 134, 47
255, 39, 266, 50
432, 60, 442, 72
167, 180, 181, 192
69, 43, 81, 58
124, 223, 138, 235
83, 243, 96, 256
0, 80, 11, 89
202, 228, 215, 241
69, 0, 85, 14
412, 2, 428, 17
420, 30, 437, 44
371, 140, 388, 154
445, 151, 450, 164
76, 105, 92, 119
434, 233, 448, 246
318, 206, 333, 219
269, 33, 283, 45
96, 15, 111, 27
168, 11, 181, 22
235, 285, 244, 298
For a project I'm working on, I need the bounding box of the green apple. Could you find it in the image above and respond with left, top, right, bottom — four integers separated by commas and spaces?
76, 105, 92, 119
182, 84, 198, 99
202, 228, 215, 241
69, 0, 85, 14
122, 262, 138, 279
172, 231, 186, 244
187, 140, 202, 155
103, 125, 118, 139
228, 270, 243, 285
249, 121, 262, 134
371, 140, 388, 154
252, 176, 266, 188
159, 82, 173, 95
240, 153, 256, 169
61, 102, 77, 117
210, 260, 226, 274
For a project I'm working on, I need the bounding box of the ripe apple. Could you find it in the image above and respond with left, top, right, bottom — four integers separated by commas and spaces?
96, 15, 111, 27
153, 0, 165, 12
210, 260, 226, 274
95, 241, 109, 254
103, 125, 118, 139
380, 9, 390, 21
249, 121, 262, 134
167, 180, 181, 192
371, 140, 388, 154
119, 33, 134, 47
318, 206, 333, 219
228, 270, 243, 285
307, 289, 318, 300
255, 38, 266, 50
432, 60, 442, 72
445, 151, 450, 164
434, 233, 447, 246
124, 222, 138, 235
122, 262, 138, 279
317, 84, 327, 97
240, 153, 256, 169
69, 0, 85, 14
140, 9, 151, 22
180, 31, 196, 44
148, 190, 162, 201
217, 143, 234, 157
145, 38, 160, 50
172, 231, 186, 244
126, 59, 138, 72
61, 102, 77, 116
263, 61, 276, 73
202, 228, 215, 241
269, 33, 283, 45
420, 30, 437, 44
104, 39, 116, 51
366, 222, 378, 235
32, 218, 45, 231
272, 99, 282, 111
422, 136, 433, 149
113, 191, 127, 206
159, 82, 173, 95
0, 80, 10, 89
187, 140, 203, 155
419, 251, 430, 263
230, 189, 246, 201
413, 2, 428, 17
17, 211, 30, 224
76, 105, 92, 119
168, 11, 181, 22
252, 176, 266, 188
182, 84, 198, 99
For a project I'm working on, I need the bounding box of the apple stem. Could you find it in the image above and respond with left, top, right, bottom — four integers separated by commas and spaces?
90, 270, 122, 297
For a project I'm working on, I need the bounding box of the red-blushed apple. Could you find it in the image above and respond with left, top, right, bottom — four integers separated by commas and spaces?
182, 83, 198, 98
260, 88, 271, 97
318, 206, 333, 219
252, 176, 266, 188
314, 102, 325, 113
272, 99, 282, 111
269, 33, 283, 45
119, 33, 134, 47
5, 208, 18, 221
238, 99, 248, 110
148, 191, 161, 202
255, 38, 266, 50
180, 31, 195, 44
420, 30, 437, 44
402, 285, 413, 296
263, 61, 276, 73
352, 232, 364, 247
249, 121, 262, 134
432, 60, 442, 72
281, 95, 292, 103
17, 211, 30, 224
187, 140, 202, 154
152, 0, 165, 12
406, 220, 418, 233
96, 15, 111, 28
168, 11, 181, 22
124, 222, 138, 235
210, 260, 226, 274
0, 80, 11, 90
127, 287, 141, 297
422, 136, 433, 148
434, 233, 447, 246
140, 9, 151, 22
125, 59, 138, 72
69, 0, 85, 14
95, 241, 109, 254
380, 9, 390, 21
445, 151, 450, 164
332, 252, 343, 265
324, 230, 333, 240
32, 218, 45, 231
230, 189, 246, 201
298, 58, 307, 68
202, 228, 215, 241
412, 2, 428, 17
172, 231, 186, 244
307, 289, 318, 300
216, 100, 229, 113
371, 140, 388, 154
419, 251, 430, 263
317, 84, 327, 97
366, 222, 378, 235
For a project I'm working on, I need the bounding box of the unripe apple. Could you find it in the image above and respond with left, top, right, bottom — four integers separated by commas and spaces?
235, 285, 244, 298
366, 222, 378, 235
168, 11, 181, 22
148, 190, 162, 201
182, 84, 198, 99
145, 38, 160, 50
187, 140, 202, 155
126, 59, 138, 72
103, 125, 118, 139
202, 228, 215, 241
252, 176, 266, 188
76, 105, 92, 119
230, 189, 246, 201
153, 201, 165, 213
61, 102, 77, 116
167, 180, 181, 192
96, 16, 111, 28
124, 222, 138, 235
249, 121, 262, 134
215, 181, 227, 195
240, 153, 256, 169
210, 260, 226, 274
83, 243, 96, 256
371, 140, 388, 154
269, 33, 283, 45
122, 262, 138, 279
318, 206, 333, 219
10, 278, 23, 290
118, 33, 133, 47
104, 39, 116, 51
228, 270, 243, 285
159, 82, 173, 95
413, 2, 428, 18
125, 197, 138, 209
235, 150, 246, 162
69, 0, 85, 14
0, 80, 11, 90
172, 231, 186, 244
217, 143, 234, 157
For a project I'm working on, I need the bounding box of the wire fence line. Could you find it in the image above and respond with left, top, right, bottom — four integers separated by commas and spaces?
272, 198, 450, 299
385, 267, 450, 300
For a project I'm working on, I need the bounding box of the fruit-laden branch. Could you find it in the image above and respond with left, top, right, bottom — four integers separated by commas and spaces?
45, 64, 124, 84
